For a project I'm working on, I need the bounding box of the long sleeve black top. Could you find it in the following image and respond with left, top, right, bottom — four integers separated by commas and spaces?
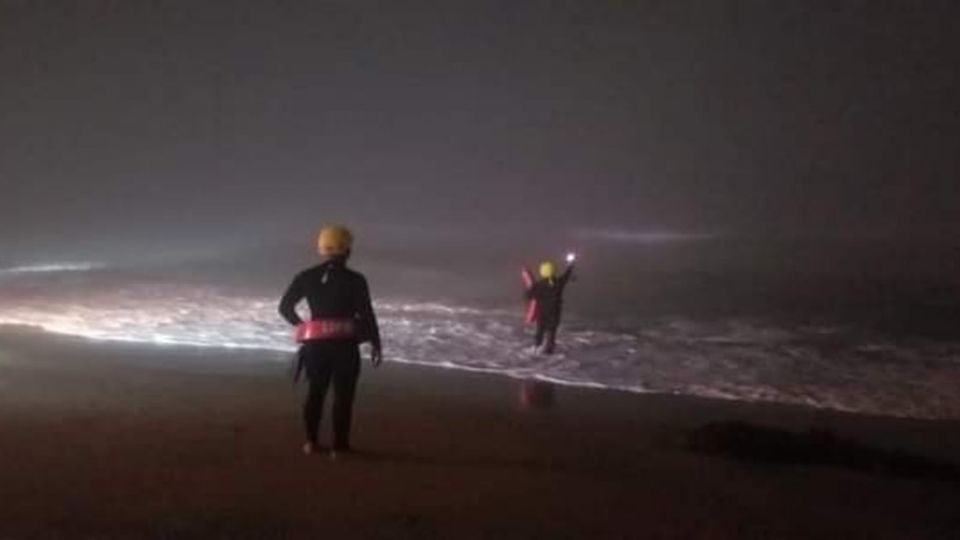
278, 259, 381, 349
527, 264, 574, 324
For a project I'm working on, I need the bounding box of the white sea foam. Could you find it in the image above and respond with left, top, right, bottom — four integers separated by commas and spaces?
1, 270, 959, 419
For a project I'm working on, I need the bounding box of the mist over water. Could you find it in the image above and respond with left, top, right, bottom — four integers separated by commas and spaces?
2, 231, 960, 419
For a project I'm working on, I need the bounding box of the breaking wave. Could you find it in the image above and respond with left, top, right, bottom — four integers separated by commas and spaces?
1, 266, 959, 419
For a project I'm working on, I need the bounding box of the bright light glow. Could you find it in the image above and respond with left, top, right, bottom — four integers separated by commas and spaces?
565, 252, 576, 263
0, 262, 105, 276
574, 228, 718, 244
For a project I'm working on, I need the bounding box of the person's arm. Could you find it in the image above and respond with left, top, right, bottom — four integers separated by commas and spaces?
357, 276, 383, 366
278, 273, 305, 326
559, 262, 575, 285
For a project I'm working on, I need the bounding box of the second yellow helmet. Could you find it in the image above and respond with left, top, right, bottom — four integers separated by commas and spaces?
539, 261, 556, 279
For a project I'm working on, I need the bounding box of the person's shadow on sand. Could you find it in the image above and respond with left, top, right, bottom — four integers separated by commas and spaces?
686, 421, 960, 483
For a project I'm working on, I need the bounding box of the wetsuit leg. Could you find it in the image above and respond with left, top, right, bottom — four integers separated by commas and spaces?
534, 319, 546, 348
541, 311, 561, 354
543, 324, 558, 354
302, 348, 334, 445
331, 349, 361, 450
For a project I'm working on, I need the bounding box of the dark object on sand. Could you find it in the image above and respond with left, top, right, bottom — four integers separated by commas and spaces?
687, 421, 960, 482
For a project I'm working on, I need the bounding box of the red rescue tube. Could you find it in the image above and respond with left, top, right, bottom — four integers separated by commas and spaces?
520, 266, 533, 289
524, 299, 539, 324
520, 266, 539, 324
295, 319, 357, 342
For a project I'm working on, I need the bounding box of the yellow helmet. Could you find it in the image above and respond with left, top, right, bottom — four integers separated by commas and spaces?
316, 225, 353, 256
539, 261, 556, 279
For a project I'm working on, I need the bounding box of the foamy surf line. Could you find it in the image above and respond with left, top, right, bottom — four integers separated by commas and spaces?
2, 278, 960, 419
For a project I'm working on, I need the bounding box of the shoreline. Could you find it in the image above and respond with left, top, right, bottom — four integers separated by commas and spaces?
3, 323, 957, 425
1, 324, 959, 538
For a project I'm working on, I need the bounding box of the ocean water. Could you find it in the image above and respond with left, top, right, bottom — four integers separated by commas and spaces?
1, 242, 959, 420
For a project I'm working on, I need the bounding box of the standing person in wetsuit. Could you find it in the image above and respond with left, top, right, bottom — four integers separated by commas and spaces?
279, 225, 382, 458
527, 256, 575, 354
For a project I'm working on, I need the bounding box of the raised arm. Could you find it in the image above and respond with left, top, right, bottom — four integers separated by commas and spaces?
559, 262, 575, 285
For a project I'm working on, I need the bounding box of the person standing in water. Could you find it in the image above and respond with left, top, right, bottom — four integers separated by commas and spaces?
279, 225, 382, 458
527, 253, 575, 354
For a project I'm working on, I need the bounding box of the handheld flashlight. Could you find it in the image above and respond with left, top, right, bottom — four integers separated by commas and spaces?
565, 252, 576, 264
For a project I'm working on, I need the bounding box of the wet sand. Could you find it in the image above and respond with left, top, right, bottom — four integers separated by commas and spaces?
1, 326, 958, 539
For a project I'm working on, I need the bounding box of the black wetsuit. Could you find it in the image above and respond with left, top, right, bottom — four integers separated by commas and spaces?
279, 258, 381, 450
527, 264, 574, 354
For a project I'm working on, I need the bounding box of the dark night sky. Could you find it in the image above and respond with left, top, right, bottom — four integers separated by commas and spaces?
1, 0, 958, 260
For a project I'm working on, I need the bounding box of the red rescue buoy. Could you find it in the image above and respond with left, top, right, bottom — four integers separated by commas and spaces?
294, 319, 357, 342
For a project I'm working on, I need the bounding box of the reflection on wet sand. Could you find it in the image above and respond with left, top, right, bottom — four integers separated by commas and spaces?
520, 379, 555, 410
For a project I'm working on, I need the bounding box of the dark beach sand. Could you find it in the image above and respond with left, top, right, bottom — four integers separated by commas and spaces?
1, 326, 958, 539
